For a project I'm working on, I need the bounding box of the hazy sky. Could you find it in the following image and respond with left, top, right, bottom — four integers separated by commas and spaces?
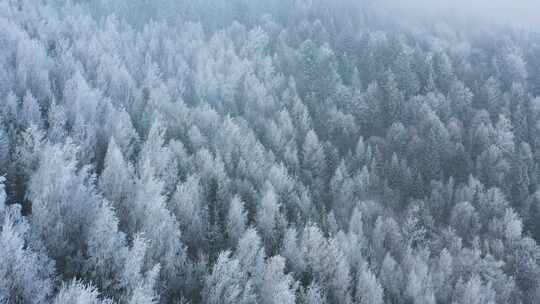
379, 0, 540, 30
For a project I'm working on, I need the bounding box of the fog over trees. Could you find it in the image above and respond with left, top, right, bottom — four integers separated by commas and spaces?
2, 0, 540, 303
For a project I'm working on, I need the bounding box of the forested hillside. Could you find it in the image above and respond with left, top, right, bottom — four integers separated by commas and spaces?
1, 0, 540, 303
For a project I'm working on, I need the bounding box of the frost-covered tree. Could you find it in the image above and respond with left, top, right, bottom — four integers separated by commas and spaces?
121, 235, 160, 304
203, 250, 256, 304
236, 228, 266, 281
0, 126, 9, 175
226, 195, 248, 247
53, 280, 112, 304
84, 201, 130, 299
98, 137, 135, 231
170, 174, 208, 253
20, 91, 42, 129
138, 118, 178, 195
257, 184, 282, 251
259, 256, 297, 304
355, 262, 383, 304
0, 205, 54, 304
27, 141, 101, 275
132, 157, 188, 299
305, 282, 327, 304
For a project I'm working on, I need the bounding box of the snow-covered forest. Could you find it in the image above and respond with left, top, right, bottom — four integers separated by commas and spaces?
1, 0, 540, 303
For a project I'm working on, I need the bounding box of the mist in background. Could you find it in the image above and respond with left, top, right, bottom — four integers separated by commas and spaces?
378, 0, 540, 30
80, 0, 540, 34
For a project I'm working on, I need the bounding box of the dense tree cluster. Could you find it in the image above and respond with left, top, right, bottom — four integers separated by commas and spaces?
1, 0, 540, 303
